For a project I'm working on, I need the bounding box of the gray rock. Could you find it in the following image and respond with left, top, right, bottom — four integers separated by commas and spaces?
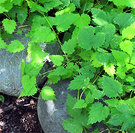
37, 80, 115, 133
0, 28, 61, 96
37, 79, 77, 133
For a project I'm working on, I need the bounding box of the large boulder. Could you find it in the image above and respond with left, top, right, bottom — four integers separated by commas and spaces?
0, 28, 61, 97
37, 79, 77, 133
37, 80, 110, 133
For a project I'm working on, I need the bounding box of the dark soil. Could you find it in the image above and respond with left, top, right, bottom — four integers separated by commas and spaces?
0, 93, 44, 133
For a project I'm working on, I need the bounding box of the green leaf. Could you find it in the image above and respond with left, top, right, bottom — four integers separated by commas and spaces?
54, 13, 79, 32
73, 99, 87, 109
68, 75, 89, 90
97, 24, 116, 48
40, 86, 56, 100
116, 66, 127, 79
53, 66, 67, 76
88, 102, 109, 124
79, 50, 93, 61
2, 19, 17, 34
62, 38, 77, 54
80, 0, 93, 12
13, 0, 23, 6
30, 26, 56, 43
61, 0, 70, 6
43, 0, 62, 12
66, 94, 82, 118
0, 38, 7, 49
21, 59, 25, 75
19, 75, 37, 97
122, 22, 135, 40
109, 0, 135, 8
0, 5, 8, 13
78, 26, 105, 50
27, 1, 46, 12
6, 40, 25, 53
104, 63, 115, 76
24, 61, 44, 77
108, 103, 135, 130
47, 72, 61, 84
56, 3, 76, 16
105, 99, 119, 107
0, 95, 5, 103
120, 40, 133, 56
85, 92, 94, 104
49, 55, 64, 66
99, 76, 122, 98
112, 50, 129, 66
74, 13, 91, 28
113, 13, 135, 33
62, 118, 83, 133
72, 0, 80, 8
91, 8, 112, 26
90, 85, 104, 99
97, 53, 110, 66
130, 53, 135, 65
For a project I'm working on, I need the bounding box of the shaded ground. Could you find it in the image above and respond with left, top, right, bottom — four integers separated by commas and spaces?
0, 93, 44, 133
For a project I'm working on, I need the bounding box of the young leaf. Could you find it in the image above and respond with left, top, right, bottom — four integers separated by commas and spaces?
122, 22, 135, 40
20, 75, 37, 97
2, 19, 16, 34
30, 26, 56, 43
109, 0, 135, 8
40, 86, 56, 101
104, 63, 115, 76
6, 40, 25, 53
88, 102, 109, 124
99, 76, 122, 98
120, 40, 133, 56
111, 50, 129, 66
73, 99, 87, 109
62, 37, 77, 54
0, 38, 7, 49
49, 55, 64, 66
53, 66, 67, 76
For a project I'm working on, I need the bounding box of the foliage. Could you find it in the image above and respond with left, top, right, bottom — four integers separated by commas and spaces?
0, 0, 135, 132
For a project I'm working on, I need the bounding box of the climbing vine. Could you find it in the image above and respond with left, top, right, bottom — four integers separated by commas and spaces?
0, 0, 135, 132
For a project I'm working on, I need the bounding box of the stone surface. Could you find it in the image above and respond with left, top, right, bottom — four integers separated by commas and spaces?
37, 80, 114, 133
37, 79, 77, 133
0, 28, 61, 96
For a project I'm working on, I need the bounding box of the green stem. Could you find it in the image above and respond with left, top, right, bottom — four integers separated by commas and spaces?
80, 88, 86, 100
42, 13, 69, 62
92, 70, 103, 85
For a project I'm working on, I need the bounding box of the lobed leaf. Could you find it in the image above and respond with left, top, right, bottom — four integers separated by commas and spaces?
99, 76, 122, 98
88, 102, 109, 124
2, 19, 16, 34
6, 40, 25, 53
40, 86, 56, 100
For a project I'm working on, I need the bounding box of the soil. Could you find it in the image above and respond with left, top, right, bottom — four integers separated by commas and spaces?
0, 93, 44, 133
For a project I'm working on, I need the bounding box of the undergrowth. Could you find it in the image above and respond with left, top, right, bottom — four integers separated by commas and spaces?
0, 0, 135, 132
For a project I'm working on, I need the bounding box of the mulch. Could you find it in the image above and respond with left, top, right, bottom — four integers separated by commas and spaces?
0, 93, 44, 133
